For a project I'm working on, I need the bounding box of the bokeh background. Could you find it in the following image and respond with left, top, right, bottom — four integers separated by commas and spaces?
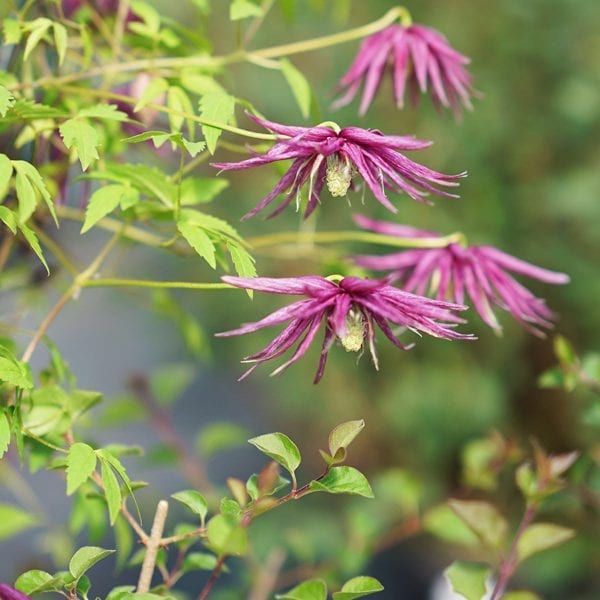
1, 0, 599, 598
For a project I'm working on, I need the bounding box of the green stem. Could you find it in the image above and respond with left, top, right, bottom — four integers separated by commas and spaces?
174, 148, 185, 220
83, 278, 233, 290
247, 230, 464, 250
10, 7, 408, 92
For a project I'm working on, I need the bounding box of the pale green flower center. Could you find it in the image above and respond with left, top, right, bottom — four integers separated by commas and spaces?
326, 155, 352, 197
339, 311, 364, 352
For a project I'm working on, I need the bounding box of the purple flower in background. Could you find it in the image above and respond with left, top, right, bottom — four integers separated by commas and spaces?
216, 275, 473, 383
212, 113, 464, 219
0, 584, 30, 600
352, 215, 570, 335
334, 23, 475, 117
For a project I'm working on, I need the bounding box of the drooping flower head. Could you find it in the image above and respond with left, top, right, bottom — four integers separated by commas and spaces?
216, 275, 473, 383
0, 584, 30, 600
212, 113, 465, 220
352, 215, 570, 336
334, 20, 475, 117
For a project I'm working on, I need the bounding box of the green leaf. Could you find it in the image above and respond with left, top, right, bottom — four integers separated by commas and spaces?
12, 159, 57, 224
130, 0, 161, 34
332, 576, 384, 599
150, 363, 196, 406
181, 138, 206, 157
199, 92, 235, 154
133, 77, 168, 113
0, 503, 39, 540
0, 154, 13, 200
246, 472, 290, 501
81, 184, 126, 233
79, 104, 129, 122
0, 84, 15, 117
15, 570, 54, 595
60, 118, 100, 171
14, 167, 36, 223
0, 345, 34, 388
276, 579, 327, 600
182, 552, 219, 572
206, 514, 248, 556
53, 23, 68, 66
248, 432, 301, 477
448, 500, 508, 551
280, 58, 312, 119
114, 513, 134, 571
328, 419, 364, 462
171, 490, 208, 526
69, 546, 115, 579
230, 0, 264, 20
196, 421, 250, 458
516, 523, 575, 563
444, 561, 491, 600
308, 466, 374, 498
4, 18, 22, 45
0, 410, 9, 459
19, 221, 49, 273
181, 177, 228, 205
23, 18, 52, 61
177, 220, 216, 268
227, 241, 257, 281
0, 206, 17, 234
67, 443, 97, 495
167, 86, 195, 138
100, 459, 122, 525
502, 592, 542, 600
554, 335, 577, 365
97, 449, 139, 519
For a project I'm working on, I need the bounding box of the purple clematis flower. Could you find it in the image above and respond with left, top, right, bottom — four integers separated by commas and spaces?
352, 215, 570, 336
0, 584, 30, 600
333, 23, 475, 117
212, 113, 464, 220
216, 275, 473, 383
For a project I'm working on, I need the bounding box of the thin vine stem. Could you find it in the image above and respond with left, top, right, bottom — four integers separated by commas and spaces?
83, 278, 233, 290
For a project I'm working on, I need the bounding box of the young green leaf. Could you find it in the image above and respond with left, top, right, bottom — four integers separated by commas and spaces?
53, 23, 68, 66
328, 419, 364, 462
230, 0, 264, 20
180, 177, 228, 205
444, 561, 491, 600
100, 459, 122, 525
69, 546, 115, 579
12, 159, 57, 224
248, 432, 301, 477
502, 592, 542, 600
227, 241, 257, 281
60, 118, 100, 171
206, 514, 248, 556
66, 443, 97, 495
0, 345, 34, 389
81, 185, 126, 233
422, 505, 480, 547
332, 576, 384, 599
0, 85, 15, 117
0, 503, 39, 541
0, 410, 10, 459
280, 58, 312, 119
23, 18, 52, 61
0, 206, 17, 234
196, 422, 251, 458
3, 18, 22, 45
182, 552, 219, 573
199, 92, 235, 154
276, 579, 327, 600
177, 221, 216, 268
149, 363, 196, 406
79, 104, 129, 122
133, 77, 168, 113
448, 499, 508, 551
308, 466, 374, 498
14, 570, 54, 595
516, 523, 575, 563
171, 490, 208, 526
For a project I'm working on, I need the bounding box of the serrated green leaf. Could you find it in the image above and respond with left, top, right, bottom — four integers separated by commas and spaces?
445, 561, 491, 600
24, 18, 52, 61
12, 159, 57, 225
276, 579, 327, 600
280, 58, 312, 119
133, 77, 168, 113
69, 546, 115, 579
67, 443, 97, 495
4, 18, 22, 45
81, 184, 126, 233
60, 118, 100, 171
53, 23, 68, 66
308, 466, 374, 498
516, 523, 575, 563
15, 570, 54, 595
180, 73, 225, 96
79, 104, 129, 122
228, 241, 257, 280
0, 154, 13, 200
167, 85, 194, 136
14, 168, 36, 223
171, 490, 208, 525
328, 419, 364, 461
206, 514, 248, 556
199, 92, 235, 154
0, 411, 10, 459
448, 500, 508, 551
0, 503, 39, 540
0, 206, 17, 234
181, 138, 206, 157
0, 345, 34, 388
100, 459, 122, 525
177, 221, 216, 268
249, 432, 301, 477
230, 0, 263, 20
0, 84, 15, 117
332, 576, 384, 599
